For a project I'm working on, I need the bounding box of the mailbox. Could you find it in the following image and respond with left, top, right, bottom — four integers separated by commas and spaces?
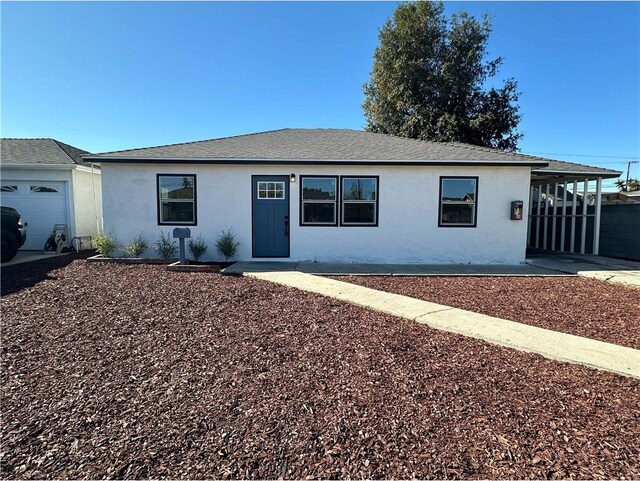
172, 228, 191, 239
172, 228, 191, 265
511, 200, 523, 220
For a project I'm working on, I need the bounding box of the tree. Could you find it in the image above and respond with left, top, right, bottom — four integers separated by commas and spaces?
363, 2, 522, 151
616, 178, 640, 192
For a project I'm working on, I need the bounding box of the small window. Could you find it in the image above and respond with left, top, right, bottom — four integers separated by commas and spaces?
300, 176, 337, 225
157, 175, 196, 225
30, 185, 58, 193
1, 185, 18, 192
341, 176, 378, 226
439, 177, 478, 227
257, 181, 285, 199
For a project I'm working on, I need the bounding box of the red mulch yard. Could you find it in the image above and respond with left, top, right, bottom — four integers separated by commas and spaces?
329, 276, 640, 350
1, 261, 639, 479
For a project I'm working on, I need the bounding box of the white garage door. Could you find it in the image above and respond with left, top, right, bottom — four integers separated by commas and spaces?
0, 181, 69, 250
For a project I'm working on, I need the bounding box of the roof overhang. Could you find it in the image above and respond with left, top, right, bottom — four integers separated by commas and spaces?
82, 156, 549, 167
0, 163, 100, 173
531, 168, 621, 184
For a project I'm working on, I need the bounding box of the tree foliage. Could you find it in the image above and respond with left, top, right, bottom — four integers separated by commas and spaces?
363, 2, 522, 151
615, 178, 640, 192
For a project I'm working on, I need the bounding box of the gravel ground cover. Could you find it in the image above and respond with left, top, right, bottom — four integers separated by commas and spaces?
2, 261, 639, 479
328, 276, 640, 350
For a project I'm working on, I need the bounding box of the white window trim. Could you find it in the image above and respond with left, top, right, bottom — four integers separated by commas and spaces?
340, 177, 378, 226
300, 176, 338, 226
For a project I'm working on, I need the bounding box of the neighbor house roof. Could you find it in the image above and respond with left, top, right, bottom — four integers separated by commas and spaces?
1, 138, 91, 166
83, 128, 620, 178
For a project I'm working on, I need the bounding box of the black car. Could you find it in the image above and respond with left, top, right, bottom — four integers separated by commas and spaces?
1, 206, 27, 263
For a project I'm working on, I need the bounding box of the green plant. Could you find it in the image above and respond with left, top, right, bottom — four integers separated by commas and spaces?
92, 233, 118, 257
188, 235, 208, 261
216, 229, 240, 262
123, 233, 149, 257
154, 231, 177, 259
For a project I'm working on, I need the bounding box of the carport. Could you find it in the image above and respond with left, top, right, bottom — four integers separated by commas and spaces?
528, 160, 621, 255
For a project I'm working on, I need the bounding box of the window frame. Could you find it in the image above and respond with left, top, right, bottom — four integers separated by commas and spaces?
299, 175, 339, 226
340, 175, 379, 227
438, 176, 478, 228
156, 174, 198, 226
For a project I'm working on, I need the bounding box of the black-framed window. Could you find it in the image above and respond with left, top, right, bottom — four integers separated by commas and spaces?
341, 176, 378, 226
157, 174, 197, 225
439, 177, 478, 227
300, 176, 338, 225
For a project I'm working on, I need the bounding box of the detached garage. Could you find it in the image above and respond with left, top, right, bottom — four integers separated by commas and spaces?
0, 139, 102, 250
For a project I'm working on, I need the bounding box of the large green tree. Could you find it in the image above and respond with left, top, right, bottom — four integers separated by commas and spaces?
363, 2, 522, 151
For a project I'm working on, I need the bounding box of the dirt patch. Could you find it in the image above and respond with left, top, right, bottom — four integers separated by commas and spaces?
2, 261, 639, 479
329, 276, 640, 350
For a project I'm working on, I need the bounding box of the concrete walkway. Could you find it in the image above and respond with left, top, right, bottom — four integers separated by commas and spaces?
1, 251, 67, 267
526, 253, 640, 288
246, 271, 640, 379
224, 261, 569, 276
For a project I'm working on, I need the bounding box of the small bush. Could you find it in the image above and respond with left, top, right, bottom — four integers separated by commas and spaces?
92, 233, 118, 257
188, 235, 208, 261
123, 233, 149, 257
154, 231, 177, 259
216, 229, 240, 262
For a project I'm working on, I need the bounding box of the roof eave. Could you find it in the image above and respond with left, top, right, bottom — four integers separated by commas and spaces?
532, 168, 621, 179
82, 156, 549, 167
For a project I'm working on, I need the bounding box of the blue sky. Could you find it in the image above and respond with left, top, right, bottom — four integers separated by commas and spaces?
1, 1, 638, 190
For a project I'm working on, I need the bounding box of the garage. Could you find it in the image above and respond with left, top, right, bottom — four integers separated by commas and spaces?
0, 181, 69, 250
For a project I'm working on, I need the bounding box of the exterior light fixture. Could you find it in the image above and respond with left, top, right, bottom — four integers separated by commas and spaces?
290, 173, 296, 183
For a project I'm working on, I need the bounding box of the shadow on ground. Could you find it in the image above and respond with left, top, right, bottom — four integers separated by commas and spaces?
1, 251, 95, 297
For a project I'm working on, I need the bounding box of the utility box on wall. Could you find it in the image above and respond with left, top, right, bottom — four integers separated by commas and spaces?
511, 200, 523, 220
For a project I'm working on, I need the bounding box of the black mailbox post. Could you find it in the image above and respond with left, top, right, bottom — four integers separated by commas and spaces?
173, 228, 191, 265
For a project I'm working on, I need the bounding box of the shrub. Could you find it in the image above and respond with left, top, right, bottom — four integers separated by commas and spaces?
154, 231, 177, 259
216, 229, 240, 262
123, 233, 149, 257
188, 235, 208, 261
92, 233, 118, 257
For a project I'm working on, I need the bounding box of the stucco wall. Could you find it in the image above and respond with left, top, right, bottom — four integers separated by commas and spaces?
71, 167, 103, 239
101, 163, 531, 264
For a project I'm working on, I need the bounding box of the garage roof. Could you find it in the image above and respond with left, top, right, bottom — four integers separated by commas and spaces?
1, 138, 91, 166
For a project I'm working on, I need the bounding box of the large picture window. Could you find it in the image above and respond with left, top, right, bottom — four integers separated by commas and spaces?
439, 177, 478, 227
300, 176, 337, 225
157, 174, 197, 225
341, 176, 378, 226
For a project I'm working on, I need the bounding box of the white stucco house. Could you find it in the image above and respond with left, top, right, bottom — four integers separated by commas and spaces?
84, 129, 619, 264
0, 138, 102, 250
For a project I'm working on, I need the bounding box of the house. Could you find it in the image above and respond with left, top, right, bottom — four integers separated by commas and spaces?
84, 129, 619, 264
0, 139, 102, 250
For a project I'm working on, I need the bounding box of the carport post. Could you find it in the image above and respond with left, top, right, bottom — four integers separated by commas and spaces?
593, 177, 602, 255
551, 182, 558, 251
528, 185, 534, 247
560, 181, 568, 252
543, 183, 550, 249
570, 179, 578, 253
580, 179, 588, 254
535, 186, 541, 248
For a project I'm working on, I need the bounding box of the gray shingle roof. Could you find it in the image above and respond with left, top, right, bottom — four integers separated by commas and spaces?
1, 138, 91, 166
83, 128, 620, 178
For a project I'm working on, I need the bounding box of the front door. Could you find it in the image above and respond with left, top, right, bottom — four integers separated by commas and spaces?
252, 176, 290, 257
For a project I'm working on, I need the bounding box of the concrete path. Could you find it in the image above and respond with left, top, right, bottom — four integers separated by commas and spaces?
246, 271, 640, 379
1, 251, 67, 267
224, 261, 568, 276
526, 253, 640, 288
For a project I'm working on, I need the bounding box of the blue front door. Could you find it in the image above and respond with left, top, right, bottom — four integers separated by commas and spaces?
252, 176, 290, 257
